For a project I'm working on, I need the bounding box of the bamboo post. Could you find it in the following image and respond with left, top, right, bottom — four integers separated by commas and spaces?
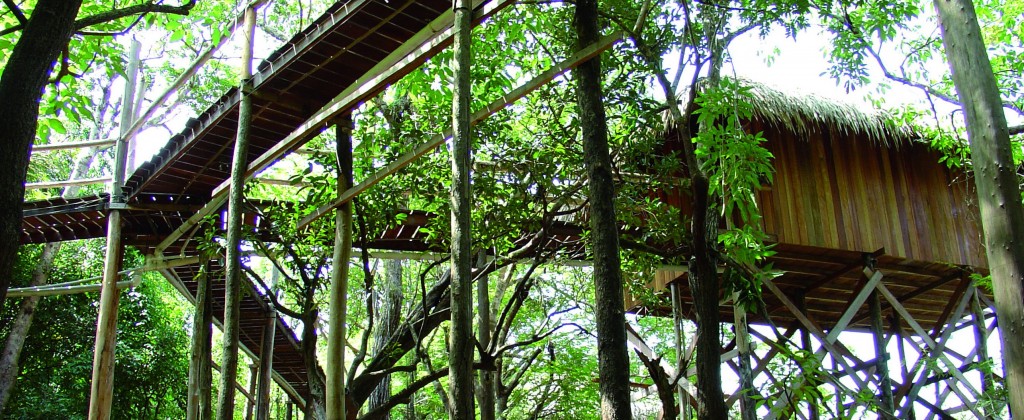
326, 116, 354, 420
733, 291, 756, 420
216, 5, 257, 420
255, 310, 276, 420
86, 38, 140, 420
671, 282, 689, 420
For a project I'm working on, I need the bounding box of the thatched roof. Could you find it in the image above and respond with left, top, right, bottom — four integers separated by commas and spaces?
670, 78, 917, 147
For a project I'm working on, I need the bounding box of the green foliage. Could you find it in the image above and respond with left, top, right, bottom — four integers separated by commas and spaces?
694, 79, 774, 226
2, 244, 190, 418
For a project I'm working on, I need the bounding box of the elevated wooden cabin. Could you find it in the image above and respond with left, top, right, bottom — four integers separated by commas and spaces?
629, 82, 988, 333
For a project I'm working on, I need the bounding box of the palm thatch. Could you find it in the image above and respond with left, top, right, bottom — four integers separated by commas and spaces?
669, 78, 917, 147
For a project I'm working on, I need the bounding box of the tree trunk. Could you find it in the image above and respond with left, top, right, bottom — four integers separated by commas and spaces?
449, 0, 475, 417
0, 142, 98, 412
217, 6, 257, 420
572, 1, 633, 418
476, 268, 495, 420
933, 0, 1024, 415
0, 243, 58, 411
187, 260, 215, 420
304, 310, 328, 420
0, 0, 83, 327
368, 259, 403, 419
327, 115, 354, 420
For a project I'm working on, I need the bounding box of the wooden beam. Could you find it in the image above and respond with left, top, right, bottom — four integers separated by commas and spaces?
296, 31, 624, 229
118, 0, 266, 150
873, 280, 984, 418
26, 177, 111, 190
761, 277, 877, 419
31, 138, 116, 152
212, 0, 516, 201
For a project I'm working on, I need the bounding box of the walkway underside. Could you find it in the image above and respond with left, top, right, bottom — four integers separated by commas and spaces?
22, 195, 999, 416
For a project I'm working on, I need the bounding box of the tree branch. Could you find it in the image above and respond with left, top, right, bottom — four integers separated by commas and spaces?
358, 370, 449, 420
74, 0, 196, 31
3, 0, 27, 25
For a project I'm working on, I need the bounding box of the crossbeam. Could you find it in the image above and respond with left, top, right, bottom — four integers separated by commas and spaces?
296, 31, 624, 229
31, 139, 116, 153
211, 0, 516, 202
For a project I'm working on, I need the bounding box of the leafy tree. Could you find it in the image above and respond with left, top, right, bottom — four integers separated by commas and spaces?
932, 0, 1024, 414
1, 244, 190, 418
0, 0, 198, 324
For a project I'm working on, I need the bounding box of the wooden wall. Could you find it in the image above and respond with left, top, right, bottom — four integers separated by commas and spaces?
757, 121, 985, 267
664, 121, 987, 268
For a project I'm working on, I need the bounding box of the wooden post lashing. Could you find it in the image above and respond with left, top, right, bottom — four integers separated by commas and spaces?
216, 5, 257, 419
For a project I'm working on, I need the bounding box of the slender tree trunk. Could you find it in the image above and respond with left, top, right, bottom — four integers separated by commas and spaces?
304, 310, 328, 420
217, 7, 257, 419
187, 261, 215, 420
933, 0, 1024, 416
449, 0, 475, 417
327, 114, 354, 420
572, 1, 633, 418
0, 243, 58, 411
368, 259, 403, 419
0, 142, 98, 412
476, 269, 495, 420
0, 0, 83, 327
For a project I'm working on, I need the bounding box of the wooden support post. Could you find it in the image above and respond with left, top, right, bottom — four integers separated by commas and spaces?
244, 364, 258, 420
733, 291, 755, 420
893, 315, 913, 420
670, 282, 690, 420
256, 311, 276, 420
326, 116, 354, 420
187, 260, 214, 420
119, 38, 141, 179
970, 284, 997, 418
863, 255, 895, 416
216, 6, 257, 420
448, 0, 474, 417
869, 290, 895, 413
86, 210, 124, 420
86, 38, 140, 420
874, 281, 984, 418
796, 294, 819, 420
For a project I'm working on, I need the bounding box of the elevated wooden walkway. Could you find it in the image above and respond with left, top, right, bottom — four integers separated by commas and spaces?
20, 0, 489, 406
